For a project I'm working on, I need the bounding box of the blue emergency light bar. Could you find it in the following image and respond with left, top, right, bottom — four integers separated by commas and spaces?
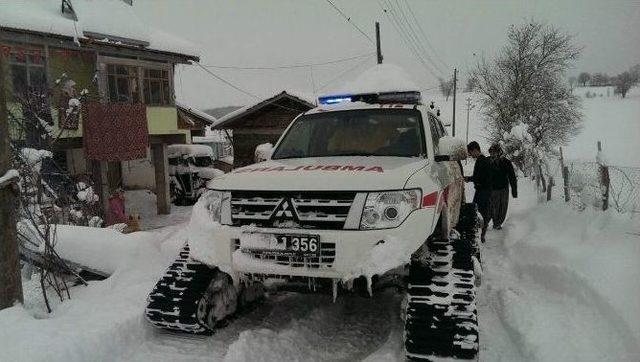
318, 91, 421, 105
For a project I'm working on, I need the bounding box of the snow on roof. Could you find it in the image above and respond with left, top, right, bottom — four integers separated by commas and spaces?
168, 144, 214, 157
305, 101, 416, 115
0, 0, 199, 58
176, 101, 217, 125
322, 63, 420, 97
212, 91, 315, 129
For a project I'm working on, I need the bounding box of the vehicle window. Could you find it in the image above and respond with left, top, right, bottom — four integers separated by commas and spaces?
192, 156, 213, 167
272, 109, 425, 159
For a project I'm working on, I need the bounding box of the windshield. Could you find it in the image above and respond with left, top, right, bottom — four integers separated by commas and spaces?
272, 109, 425, 159
192, 156, 213, 167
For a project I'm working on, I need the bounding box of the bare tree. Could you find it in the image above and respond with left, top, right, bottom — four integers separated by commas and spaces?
0, 54, 23, 311
464, 75, 477, 92
568, 76, 578, 89
473, 21, 582, 176
591, 72, 610, 86
439, 77, 453, 101
578, 72, 591, 87
613, 71, 638, 98
8, 72, 99, 312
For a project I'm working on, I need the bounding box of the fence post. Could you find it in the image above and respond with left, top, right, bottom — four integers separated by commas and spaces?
597, 141, 610, 211
559, 147, 570, 202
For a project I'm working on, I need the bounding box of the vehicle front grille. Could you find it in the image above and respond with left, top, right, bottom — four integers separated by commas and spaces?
230, 191, 356, 230
234, 239, 336, 268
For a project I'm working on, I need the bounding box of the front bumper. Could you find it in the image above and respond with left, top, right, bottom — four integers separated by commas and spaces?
188, 207, 438, 280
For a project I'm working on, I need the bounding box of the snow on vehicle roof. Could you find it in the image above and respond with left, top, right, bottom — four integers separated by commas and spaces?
321, 63, 420, 96
305, 101, 417, 115
0, 0, 199, 58
167, 144, 214, 157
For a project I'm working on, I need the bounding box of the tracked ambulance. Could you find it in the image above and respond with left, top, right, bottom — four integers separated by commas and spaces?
146, 76, 482, 360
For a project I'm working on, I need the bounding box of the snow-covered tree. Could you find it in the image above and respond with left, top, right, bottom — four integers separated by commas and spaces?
613, 70, 638, 98
439, 78, 453, 101
473, 21, 583, 176
578, 72, 591, 87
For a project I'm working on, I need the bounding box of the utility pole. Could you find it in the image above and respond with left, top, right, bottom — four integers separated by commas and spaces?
376, 22, 383, 64
465, 97, 474, 145
452, 68, 457, 137
0, 53, 23, 310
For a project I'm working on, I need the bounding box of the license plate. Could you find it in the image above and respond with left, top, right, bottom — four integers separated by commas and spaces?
240, 233, 320, 257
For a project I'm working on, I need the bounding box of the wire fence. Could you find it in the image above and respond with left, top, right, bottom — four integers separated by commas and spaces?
545, 147, 640, 215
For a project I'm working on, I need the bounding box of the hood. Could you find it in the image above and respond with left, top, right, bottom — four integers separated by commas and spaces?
208, 157, 428, 191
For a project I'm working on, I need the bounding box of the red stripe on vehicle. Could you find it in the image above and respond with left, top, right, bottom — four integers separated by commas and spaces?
422, 191, 439, 208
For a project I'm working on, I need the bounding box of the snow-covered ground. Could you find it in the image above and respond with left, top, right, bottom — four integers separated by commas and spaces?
2, 86, 639, 361
3, 182, 638, 361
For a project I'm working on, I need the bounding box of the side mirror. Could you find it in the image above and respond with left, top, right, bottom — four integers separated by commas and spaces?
435, 136, 467, 162
254, 143, 273, 162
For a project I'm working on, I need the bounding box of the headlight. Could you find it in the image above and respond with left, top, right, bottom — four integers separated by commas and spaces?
360, 189, 421, 230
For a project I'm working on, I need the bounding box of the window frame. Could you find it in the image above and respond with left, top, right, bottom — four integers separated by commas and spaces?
5, 44, 48, 97
97, 55, 174, 106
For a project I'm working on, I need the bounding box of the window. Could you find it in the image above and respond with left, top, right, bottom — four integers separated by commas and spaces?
106, 64, 140, 103
272, 109, 425, 160
143, 68, 171, 105
7, 46, 47, 98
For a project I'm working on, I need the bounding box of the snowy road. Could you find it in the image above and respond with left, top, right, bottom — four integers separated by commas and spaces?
3, 182, 639, 361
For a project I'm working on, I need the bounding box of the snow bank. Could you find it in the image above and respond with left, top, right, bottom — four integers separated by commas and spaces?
479, 184, 640, 361
52, 225, 157, 275
254, 143, 273, 162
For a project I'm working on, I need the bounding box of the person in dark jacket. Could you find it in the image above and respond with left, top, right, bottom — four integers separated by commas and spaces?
488, 144, 517, 230
465, 141, 494, 242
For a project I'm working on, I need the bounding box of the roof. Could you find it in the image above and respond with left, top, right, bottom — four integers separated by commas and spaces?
167, 144, 213, 157
305, 101, 418, 115
0, 0, 199, 60
212, 91, 315, 129
176, 101, 217, 126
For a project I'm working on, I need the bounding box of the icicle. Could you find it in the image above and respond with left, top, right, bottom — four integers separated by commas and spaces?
366, 275, 373, 297
332, 279, 338, 303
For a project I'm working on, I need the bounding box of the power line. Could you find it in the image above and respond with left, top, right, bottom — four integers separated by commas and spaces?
393, 0, 446, 75
193, 62, 312, 114
325, 0, 374, 44
317, 55, 374, 91
403, 0, 449, 71
200, 52, 375, 70
378, 0, 440, 80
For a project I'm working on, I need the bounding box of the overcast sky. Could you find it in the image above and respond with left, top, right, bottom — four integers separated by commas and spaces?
133, 0, 640, 110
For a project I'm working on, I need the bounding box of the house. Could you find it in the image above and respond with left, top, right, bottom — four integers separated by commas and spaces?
0, 0, 200, 215
212, 91, 315, 168
176, 101, 216, 139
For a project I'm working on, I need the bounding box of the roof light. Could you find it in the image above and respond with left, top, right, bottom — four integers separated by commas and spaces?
318, 95, 352, 105
318, 90, 421, 106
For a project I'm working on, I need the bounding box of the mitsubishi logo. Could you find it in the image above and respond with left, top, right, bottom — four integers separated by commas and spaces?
274, 199, 295, 219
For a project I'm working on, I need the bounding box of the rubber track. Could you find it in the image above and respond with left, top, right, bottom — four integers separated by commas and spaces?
404, 203, 480, 361
145, 244, 219, 334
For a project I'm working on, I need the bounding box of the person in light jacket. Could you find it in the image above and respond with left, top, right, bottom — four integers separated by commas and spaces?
488, 144, 517, 230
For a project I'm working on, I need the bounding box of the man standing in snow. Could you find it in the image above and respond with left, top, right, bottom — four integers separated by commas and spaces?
465, 141, 494, 242
488, 144, 517, 230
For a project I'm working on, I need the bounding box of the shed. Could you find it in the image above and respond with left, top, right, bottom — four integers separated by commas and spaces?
176, 101, 217, 138
211, 91, 314, 168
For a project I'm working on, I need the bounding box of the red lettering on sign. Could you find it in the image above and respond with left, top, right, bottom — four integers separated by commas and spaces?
341, 165, 365, 171
366, 166, 384, 173
322, 165, 341, 171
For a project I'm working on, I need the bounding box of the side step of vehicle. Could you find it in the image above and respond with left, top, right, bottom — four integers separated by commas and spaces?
404, 204, 480, 361
144, 244, 219, 334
